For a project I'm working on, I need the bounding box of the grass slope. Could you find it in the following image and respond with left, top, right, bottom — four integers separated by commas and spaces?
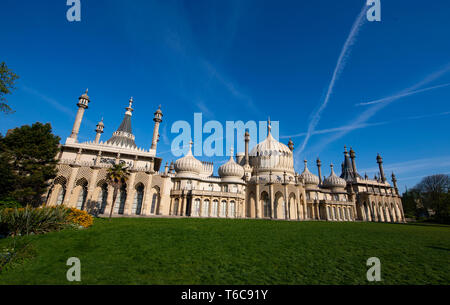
0, 218, 449, 284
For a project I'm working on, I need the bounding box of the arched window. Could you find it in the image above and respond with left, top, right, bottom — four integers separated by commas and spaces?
212, 200, 219, 217
193, 199, 201, 216
229, 201, 236, 218
76, 183, 88, 210
114, 185, 127, 214
133, 184, 144, 215
220, 201, 227, 217
261, 192, 270, 218
56, 187, 66, 205
202, 199, 210, 217
98, 184, 108, 214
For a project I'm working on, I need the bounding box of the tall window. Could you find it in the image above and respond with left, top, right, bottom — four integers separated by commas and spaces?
212, 200, 218, 217
263, 198, 270, 218
193, 199, 201, 216
133, 185, 144, 215
76, 185, 87, 210
220, 201, 227, 217
98, 184, 108, 214
151, 193, 159, 214
202, 199, 210, 217
114, 185, 127, 214
56, 186, 66, 205
229, 201, 236, 218
173, 198, 179, 216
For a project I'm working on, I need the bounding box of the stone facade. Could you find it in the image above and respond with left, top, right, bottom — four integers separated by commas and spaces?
45, 91, 405, 223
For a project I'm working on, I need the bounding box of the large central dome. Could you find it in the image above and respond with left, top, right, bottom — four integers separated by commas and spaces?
249, 122, 294, 177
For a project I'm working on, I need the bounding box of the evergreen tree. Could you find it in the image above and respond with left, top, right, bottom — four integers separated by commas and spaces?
0, 122, 60, 206
0, 62, 19, 114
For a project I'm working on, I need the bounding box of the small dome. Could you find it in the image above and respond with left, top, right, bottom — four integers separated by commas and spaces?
219, 155, 245, 181
300, 160, 319, 185
323, 164, 347, 188
174, 142, 203, 177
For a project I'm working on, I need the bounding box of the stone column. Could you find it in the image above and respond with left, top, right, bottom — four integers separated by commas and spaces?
255, 183, 260, 218
124, 172, 136, 215
85, 168, 99, 212
63, 166, 80, 206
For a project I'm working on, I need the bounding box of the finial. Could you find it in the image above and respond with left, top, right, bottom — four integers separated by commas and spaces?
267, 117, 272, 133
129, 97, 133, 107
304, 159, 308, 169
330, 163, 334, 174
85, 88, 88, 94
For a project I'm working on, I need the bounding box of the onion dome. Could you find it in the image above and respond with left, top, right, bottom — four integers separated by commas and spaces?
300, 160, 319, 186
323, 164, 347, 188
249, 119, 294, 175
219, 149, 245, 182
174, 141, 203, 177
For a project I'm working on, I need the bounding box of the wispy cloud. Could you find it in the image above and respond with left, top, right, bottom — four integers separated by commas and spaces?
304, 65, 450, 156
297, 4, 368, 155
356, 82, 450, 106
282, 111, 450, 139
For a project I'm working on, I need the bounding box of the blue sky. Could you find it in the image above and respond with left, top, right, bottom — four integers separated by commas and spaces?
1, 0, 450, 191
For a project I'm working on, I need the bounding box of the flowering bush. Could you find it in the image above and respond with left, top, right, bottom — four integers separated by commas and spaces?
67, 208, 93, 228
0, 206, 93, 237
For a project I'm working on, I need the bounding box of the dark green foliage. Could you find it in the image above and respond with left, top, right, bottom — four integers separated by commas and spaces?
0, 123, 60, 206
0, 218, 449, 284
0, 62, 19, 114
0, 206, 70, 237
403, 174, 450, 224
0, 239, 36, 274
0, 200, 21, 210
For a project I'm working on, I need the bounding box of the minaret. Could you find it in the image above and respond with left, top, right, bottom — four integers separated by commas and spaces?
244, 129, 250, 166
288, 138, 294, 152
94, 118, 104, 144
68, 89, 90, 143
349, 147, 358, 175
151, 105, 163, 151
391, 172, 398, 194
377, 153, 386, 182
316, 157, 322, 185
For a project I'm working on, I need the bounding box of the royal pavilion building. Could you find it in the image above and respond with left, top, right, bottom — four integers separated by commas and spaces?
45, 91, 405, 223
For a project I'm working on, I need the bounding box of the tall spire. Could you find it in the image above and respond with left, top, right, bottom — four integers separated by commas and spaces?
340, 145, 361, 181
106, 97, 137, 148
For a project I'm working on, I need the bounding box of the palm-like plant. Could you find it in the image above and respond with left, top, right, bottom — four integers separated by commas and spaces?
106, 163, 130, 219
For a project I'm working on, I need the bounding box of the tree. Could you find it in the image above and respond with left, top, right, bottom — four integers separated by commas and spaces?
413, 174, 450, 223
0, 62, 19, 114
106, 163, 130, 219
0, 123, 60, 206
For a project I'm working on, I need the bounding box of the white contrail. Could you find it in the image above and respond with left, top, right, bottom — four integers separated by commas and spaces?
298, 4, 368, 155
356, 83, 450, 106
304, 65, 450, 156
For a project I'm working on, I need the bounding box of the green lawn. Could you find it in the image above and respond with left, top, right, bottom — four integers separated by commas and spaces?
0, 218, 449, 284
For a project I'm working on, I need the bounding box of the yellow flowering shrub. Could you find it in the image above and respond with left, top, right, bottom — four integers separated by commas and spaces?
67, 208, 93, 228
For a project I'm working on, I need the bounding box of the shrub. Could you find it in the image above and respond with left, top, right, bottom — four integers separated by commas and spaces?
67, 208, 93, 228
0, 200, 22, 210
0, 206, 70, 237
